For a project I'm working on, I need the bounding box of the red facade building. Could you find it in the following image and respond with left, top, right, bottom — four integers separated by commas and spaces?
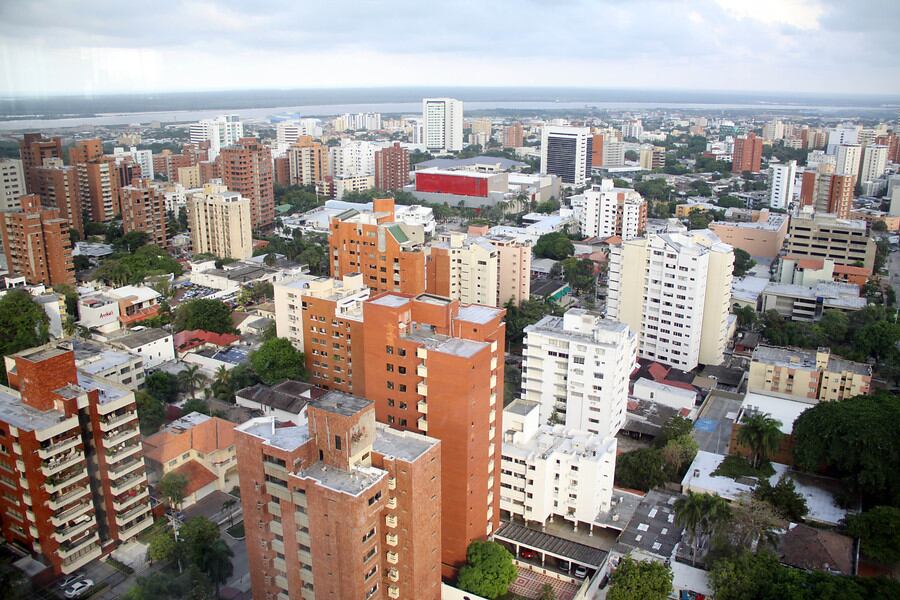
374, 142, 410, 191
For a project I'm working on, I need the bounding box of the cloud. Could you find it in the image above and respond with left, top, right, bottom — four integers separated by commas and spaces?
0, 0, 898, 95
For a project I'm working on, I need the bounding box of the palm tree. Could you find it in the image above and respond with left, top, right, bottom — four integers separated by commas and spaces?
737, 412, 783, 469
675, 492, 706, 566
199, 539, 234, 599
179, 365, 204, 400
222, 498, 237, 528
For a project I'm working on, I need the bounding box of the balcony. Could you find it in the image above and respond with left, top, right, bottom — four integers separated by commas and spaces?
37, 436, 80, 459
42, 452, 84, 477
387, 478, 396, 491
48, 486, 90, 511
55, 517, 95, 543
45, 468, 88, 494
110, 472, 146, 495
385, 533, 398, 547
58, 532, 99, 560
388, 585, 400, 599
386, 551, 399, 564
113, 488, 149, 511
417, 417, 428, 432
115, 503, 151, 527
386, 497, 397, 509
388, 568, 399, 582
417, 400, 428, 414
385, 514, 398, 528
417, 382, 428, 396
106, 442, 141, 464
118, 515, 153, 540
416, 364, 427, 377
52, 501, 92, 527
100, 411, 137, 432
107, 457, 143, 480
105, 426, 139, 447
60, 542, 102, 575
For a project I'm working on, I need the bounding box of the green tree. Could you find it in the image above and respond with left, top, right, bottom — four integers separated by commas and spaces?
732, 248, 756, 277
733, 305, 757, 329
872, 220, 888, 232
0, 291, 50, 385
173, 299, 234, 333
180, 517, 223, 567
607, 556, 672, 600
159, 471, 188, 509
654, 415, 694, 448
250, 338, 306, 384
716, 195, 746, 208
136, 391, 165, 435
197, 539, 233, 599
793, 393, 900, 506
675, 492, 731, 565
145, 370, 180, 403
754, 476, 808, 522
94, 245, 183, 286
725, 495, 783, 554
845, 506, 900, 565
561, 257, 596, 295
533, 232, 574, 260
456, 540, 517, 599
819, 309, 849, 345
179, 364, 205, 400
182, 397, 211, 415
147, 522, 180, 563
614, 448, 668, 492
660, 434, 698, 478
117, 230, 149, 253
736, 412, 783, 469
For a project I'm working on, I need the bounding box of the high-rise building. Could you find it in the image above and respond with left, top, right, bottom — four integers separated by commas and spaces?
19, 133, 63, 194
607, 229, 734, 370
578, 179, 647, 240
0, 342, 153, 574
859, 144, 888, 185
186, 183, 253, 260
119, 180, 167, 247
487, 233, 531, 306
426, 232, 499, 306
768, 160, 797, 210
287, 137, 330, 187
784, 210, 876, 271
374, 142, 410, 191
0, 194, 75, 286
422, 98, 464, 153
603, 140, 625, 168
330, 139, 377, 178
0, 158, 26, 211
835, 144, 862, 181
361, 293, 505, 575
801, 164, 853, 219
328, 198, 427, 295
732, 132, 763, 173
540, 126, 592, 186
235, 393, 442, 600
639, 146, 666, 169
76, 158, 121, 222
521, 309, 636, 436
189, 115, 243, 161
68, 139, 103, 165
826, 125, 860, 154
112, 146, 154, 181
591, 133, 605, 167
218, 137, 275, 231
762, 120, 785, 141
276, 121, 302, 146
32, 161, 83, 235
621, 119, 643, 139
502, 123, 524, 149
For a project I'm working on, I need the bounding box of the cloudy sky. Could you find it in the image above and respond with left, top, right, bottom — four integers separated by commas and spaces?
1, 0, 898, 97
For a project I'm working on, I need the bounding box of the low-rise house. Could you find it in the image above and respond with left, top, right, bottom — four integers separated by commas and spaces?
142, 412, 238, 508
235, 380, 325, 424
778, 523, 855, 576
173, 329, 240, 357
78, 285, 162, 333
107, 327, 175, 369
72, 338, 145, 390
748, 344, 871, 402
761, 281, 865, 321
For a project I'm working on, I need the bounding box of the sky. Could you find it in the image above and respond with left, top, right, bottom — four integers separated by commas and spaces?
1, 0, 899, 97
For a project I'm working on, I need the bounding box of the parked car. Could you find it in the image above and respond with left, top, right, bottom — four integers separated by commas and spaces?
574, 565, 588, 578
65, 579, 94, 598
519, 548, 537, 559
557, 560, 570, 572
58, 573, 83, 589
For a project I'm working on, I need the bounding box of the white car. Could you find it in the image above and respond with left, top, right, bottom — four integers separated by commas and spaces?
65, 579, 94, 598
58, 573, 83, 589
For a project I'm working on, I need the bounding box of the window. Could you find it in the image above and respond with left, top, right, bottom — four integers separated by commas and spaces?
334, 435, 342, 450
386, 364, 394, 372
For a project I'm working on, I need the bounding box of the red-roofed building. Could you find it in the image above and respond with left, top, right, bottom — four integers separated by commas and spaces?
173, 329, 240, 356
142, 411, 237, 508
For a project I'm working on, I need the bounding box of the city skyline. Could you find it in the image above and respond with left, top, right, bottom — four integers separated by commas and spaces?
1, 0, 900, 96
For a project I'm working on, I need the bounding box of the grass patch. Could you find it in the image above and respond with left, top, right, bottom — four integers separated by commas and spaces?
106, 557, 135, 574
712, 455, 775, 480
226, 521, 245, 539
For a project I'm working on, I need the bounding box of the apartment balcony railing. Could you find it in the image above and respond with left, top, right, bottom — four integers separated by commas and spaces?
55, 517, 95, 543
386, 497, 397, 509
385, 533, 398, 547
107, 457, 143, 480
42, 452, 84, 477
48, 486, 90, 511
115, 502, 151, 527
100, 411, 137, 432
45, 467, 88, 494
385, 514, 398, 528
386, 551, 399, 564
105, 426, 139, 448
388, 568, 399, 582
106, 442, 141, 464
57, 531, 99, 560
113, 489, 149, 512
388, 585, 400, 599
37, 435, 80, 460
60, 542, 102, 575
118, 514, 153, 540
417, 417, 428, 432
51, 501, 92, 527
110, 472, 145, 495
417, 400, 428, 414
387, 478, 396, 491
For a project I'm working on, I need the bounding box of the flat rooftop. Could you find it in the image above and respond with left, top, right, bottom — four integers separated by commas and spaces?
741, 391, 814, 434
112, 327, 171, 348
237, 417, 310, 452
457, 304, 503, 325
505, 398, 539, 417
368, 294, 410, 308
0, 386, 65, 432
312, 390, 371, 417
297, 461, 385, 496
752, 344, 870, 376
373, 423, 438, 463
77, 371, 130, 404
495, 521, 608, 568
612, 490, 683, 560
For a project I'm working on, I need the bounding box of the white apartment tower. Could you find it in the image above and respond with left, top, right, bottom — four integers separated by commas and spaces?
186, 183, 253, 260
189, 115, 243, 161
860, 144, 888, 185
540, 126, 593, 186
422, 98, 464, 152
0, 158, 26, 212
521, 309, 636, 437
607, 230, 734, 371
768, 160, 797, 210
835, 144, 862, 179
329, 139, 377, 177
579, 179, 647, 240
500, 399, 617, 526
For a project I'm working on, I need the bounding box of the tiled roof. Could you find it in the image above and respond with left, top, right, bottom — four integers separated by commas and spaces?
170, 460, 218, 497
143, 414, 235, 464
173, 329, 240, 352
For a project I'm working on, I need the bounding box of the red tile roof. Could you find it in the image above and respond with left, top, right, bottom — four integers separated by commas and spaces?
170, 460, 218, 497
173, 329, 240, 352
647, 363, 670, 382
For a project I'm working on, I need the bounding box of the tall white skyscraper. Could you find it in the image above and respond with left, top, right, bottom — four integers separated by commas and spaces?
0, 159, 26, 212
578, 179, 647, 240
422, 98, 463, 152
826, 125, 861, 154
768, 160, 797, 210
329, 139, 377, 177
835, 144, 862, 178
859, 144, 888, 185
607, 229, 734, 371
189, 114, 243, 161
540, 126, 592, 186
521, 309, 636, 437
112, 147, 154, 180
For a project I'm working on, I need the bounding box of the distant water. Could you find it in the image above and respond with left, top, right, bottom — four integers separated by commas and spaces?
1, 87, 898, 131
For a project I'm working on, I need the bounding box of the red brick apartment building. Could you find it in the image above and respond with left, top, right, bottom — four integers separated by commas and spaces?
732, 132, 764, 173
374, 142, 410, 191
219, 137, 275, 230
235, 391, 441, 599
119, 179, 167, 247
19, 133, 63, 194
0, 343, 152, 575
32, 163, 83, 235
0, 194, 75, 286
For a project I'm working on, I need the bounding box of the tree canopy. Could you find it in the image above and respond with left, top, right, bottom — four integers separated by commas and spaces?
732, 248, 756, 277
561, 257, 596, 295
159, 472, 188, 509
145, 370, 180, 403
250, 337, 306, 385
845, 506, 900, 565
94, 245, 183, 286
456, 540, 517, 599
792, 393, 900, 507
608, 556, 672, 600
0, 291, 50, 385
136, 391, 165, 435
173, 299, 234, 333
533, 232, 574, 260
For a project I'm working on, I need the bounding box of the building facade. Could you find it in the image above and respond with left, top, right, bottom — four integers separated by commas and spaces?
732, 132, 763, 173
0, 194, 75, 286
187, 183, 254, 260
540, 126, 592, 186
785, 211, 876, 271
119, 180, 167, 247
189, 115, 243, 161
374, 142, 410, 191
578, 180, 647, 240
219, 137, 275, 231
422, 98, 464, 153
0, 158, 26, 212
426, 232, 499, 307
768, 160, 796, 210
748, 344, 871, 402
32, 161, 83, 235
19, 133, 63, 194
287, 137, 330, 187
